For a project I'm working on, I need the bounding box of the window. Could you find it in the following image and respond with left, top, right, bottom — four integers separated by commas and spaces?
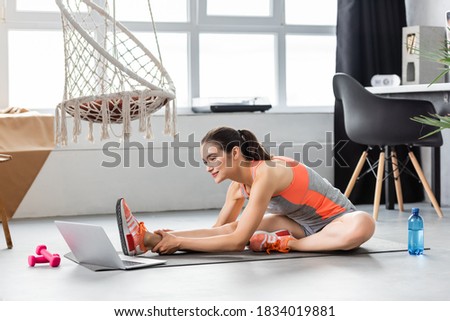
286, 35, 336, 107
114, 0, 188, 22
16, 0, 59, 12
206, 0, 271, 17
134, 32, 189, 107
8, 30, 64, 110
1, 0, 337, 111
199, 33, 276, 102
285, 0, 337, 25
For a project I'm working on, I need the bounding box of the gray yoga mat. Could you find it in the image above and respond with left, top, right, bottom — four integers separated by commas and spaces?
139, 237, 422, 268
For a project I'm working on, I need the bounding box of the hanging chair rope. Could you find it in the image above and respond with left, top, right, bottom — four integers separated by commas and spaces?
55, 0, 176, 145
147, 0, 163, 68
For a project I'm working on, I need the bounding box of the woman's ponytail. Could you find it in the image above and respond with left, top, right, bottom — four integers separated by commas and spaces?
202, 127, 272, 161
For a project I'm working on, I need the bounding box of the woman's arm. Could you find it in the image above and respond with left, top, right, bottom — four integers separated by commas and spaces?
153, 164, 281, 254
152, 183, 244, 241
212, 182, 245, 227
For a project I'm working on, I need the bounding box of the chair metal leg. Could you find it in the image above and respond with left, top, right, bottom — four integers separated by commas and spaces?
391, 149, 404, 212
373, 150, 385, 221
1, 203, 13, 249
345, 150, 368, 198
408, 151, 443, 218
431, 146, 440, 205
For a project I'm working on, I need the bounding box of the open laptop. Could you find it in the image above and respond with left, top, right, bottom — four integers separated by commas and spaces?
55, 220, 166, 271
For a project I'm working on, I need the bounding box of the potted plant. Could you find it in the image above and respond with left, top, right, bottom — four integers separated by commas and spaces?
410, 32, 450, 137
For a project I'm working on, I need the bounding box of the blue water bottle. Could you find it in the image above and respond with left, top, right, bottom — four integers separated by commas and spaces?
408, 207, 424, 255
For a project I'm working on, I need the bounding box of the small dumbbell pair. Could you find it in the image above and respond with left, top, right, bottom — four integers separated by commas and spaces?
28, 245, 61, 267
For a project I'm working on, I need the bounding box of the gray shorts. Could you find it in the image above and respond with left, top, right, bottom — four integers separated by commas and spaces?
296, 209, 355, 237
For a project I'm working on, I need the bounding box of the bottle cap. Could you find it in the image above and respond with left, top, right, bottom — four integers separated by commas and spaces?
412, 207, 420, 215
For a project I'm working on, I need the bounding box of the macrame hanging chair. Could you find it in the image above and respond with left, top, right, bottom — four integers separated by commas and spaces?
55, 0, 176, 145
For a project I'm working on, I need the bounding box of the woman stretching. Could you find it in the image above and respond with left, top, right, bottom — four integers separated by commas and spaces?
116, 126, 375, 255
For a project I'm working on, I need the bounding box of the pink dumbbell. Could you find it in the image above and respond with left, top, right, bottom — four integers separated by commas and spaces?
35, 245, 61, 267
28, 255, 51, 267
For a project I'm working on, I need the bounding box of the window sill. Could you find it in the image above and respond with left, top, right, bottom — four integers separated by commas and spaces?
177, 106, 334, 115
32, 105, 334, 116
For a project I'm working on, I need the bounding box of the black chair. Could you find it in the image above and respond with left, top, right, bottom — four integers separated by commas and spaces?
333, 73, 443, 220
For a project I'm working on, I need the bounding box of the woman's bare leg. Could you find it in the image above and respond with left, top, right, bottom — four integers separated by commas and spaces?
288, 211, 375, 251
143, 211, 375, 252
143, 222, 238, 248
256, 214, 306, 239
169, 222, 238, 238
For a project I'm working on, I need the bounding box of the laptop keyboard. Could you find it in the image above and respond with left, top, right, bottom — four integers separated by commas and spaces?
122, 259, 143, 267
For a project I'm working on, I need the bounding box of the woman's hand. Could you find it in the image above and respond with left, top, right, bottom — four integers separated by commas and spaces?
151, 230, 180, 255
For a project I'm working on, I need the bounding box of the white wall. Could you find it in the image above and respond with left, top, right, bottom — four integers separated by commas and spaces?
405, 0, 449, 27
14, 112, 334, 218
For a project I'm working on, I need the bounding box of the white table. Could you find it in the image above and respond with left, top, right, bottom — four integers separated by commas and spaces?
367, 83, 450, 114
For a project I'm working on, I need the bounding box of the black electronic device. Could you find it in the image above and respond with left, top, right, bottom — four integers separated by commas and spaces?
191, 97, 271, 113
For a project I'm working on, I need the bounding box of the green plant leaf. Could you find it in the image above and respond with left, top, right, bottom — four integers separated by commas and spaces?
411, 114, 450, 138
409, 28, 450, 137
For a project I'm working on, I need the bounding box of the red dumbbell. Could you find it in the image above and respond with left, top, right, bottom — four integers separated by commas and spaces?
35, 245, 61, 267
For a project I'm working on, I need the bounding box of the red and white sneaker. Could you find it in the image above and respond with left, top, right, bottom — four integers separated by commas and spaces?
249, 230, 294, 254
272, 229, 292, 237
116, 198, 148, 256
